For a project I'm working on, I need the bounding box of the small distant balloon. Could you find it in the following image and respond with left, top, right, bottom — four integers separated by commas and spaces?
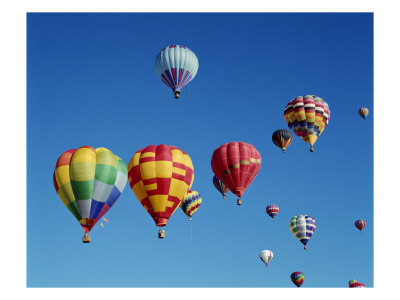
355, 219, 366, 232
259, 250, 273, 267
358, 107, 369, 120
272, 129, 293, 153
289, 215, 316, 250
291, 272, 305, 287
213, 175, 229, 199
266, 204, 279, 219
349, 279, 366, 288
180, 190, 202, 221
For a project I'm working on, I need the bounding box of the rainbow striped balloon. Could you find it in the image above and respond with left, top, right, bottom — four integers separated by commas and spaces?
213, 175, 229, 199
53, 146, 127, 243
180, 190, 202, 220
291, 271, 305, 287
284, 95, 330, 152
289, 215, 316, 250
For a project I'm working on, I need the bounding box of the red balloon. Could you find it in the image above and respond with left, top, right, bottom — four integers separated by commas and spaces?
211, 142, 261, 205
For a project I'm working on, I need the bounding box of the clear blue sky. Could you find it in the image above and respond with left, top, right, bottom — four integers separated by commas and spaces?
27, 12, 373, 288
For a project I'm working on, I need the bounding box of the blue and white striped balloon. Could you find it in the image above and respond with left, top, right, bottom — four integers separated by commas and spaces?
289, 215, 316, 250
155, 45, 199, 99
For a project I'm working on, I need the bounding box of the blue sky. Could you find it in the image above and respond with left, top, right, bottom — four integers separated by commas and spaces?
27, 12, 373, 287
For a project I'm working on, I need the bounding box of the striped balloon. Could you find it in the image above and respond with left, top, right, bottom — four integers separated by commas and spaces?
358, 107, 369, 119
127, 144, 194, 238
211, 142, 261, 205
155, 44, 199, 99
180, 190, 202, 220
272, 129, 293, 153
266, 204, 279, 219
259, 250, 273, 267
289, 215, 316, 250
53, 146, 127, 243
213, 175, 230, 199
291, 271, 305, 287
355, 219, 366, 232
349, 279, 366, 288
284, 95, 330, 152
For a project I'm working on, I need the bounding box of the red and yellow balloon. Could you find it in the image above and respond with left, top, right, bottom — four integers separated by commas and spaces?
127, 144, 194, 238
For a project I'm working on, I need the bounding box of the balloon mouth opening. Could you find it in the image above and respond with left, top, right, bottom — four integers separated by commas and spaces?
155, 218, 168, 227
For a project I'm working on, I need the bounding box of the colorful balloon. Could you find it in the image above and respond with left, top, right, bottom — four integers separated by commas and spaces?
259, 250, 273, 267
272, 129, 293, 153
355, 219, 366, 232
266, 204, 279, 219
349, 279, 366, 288
291, 272, 305, 287
284, 95, 330, 152
180, 190, 202, 221
155, 44, 199, 99
213, 175, 230, 199
358, 107, 369, 119
289, 215, 316, 249
211, 141, 261, 205
53, 146, 127, 243
127, 144, 194, 238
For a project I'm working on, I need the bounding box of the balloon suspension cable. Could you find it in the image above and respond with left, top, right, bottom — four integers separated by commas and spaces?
190, 218, 193, 244
237, 198, 242, 205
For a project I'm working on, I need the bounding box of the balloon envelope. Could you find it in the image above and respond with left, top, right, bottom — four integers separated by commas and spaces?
358, 107, 369, 119
266, 204, 279, 218
213, 175, 229, 199
272, 129, 292, 152
259, 250, 273, 267
211, 141, 261, 204
355, 219, 366, 232
291, 271, 305, 287
53, 146, 127, 241
155, 44, 199, 98
284, 95, 330, 151
127, 144, 194, 228
180, 190, 202, 219
349, 279, 366, 288
289, 215, 316, 249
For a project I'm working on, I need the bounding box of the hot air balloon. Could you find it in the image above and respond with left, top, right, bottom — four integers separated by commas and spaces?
259, 250, 273, 267
213, 175, 230, 199
266, 204, 279, 219
272, 129, 293, 153
289, 215, 316, 250
284, 95, 330, 152
358, 107, 369, 120
127, 144, 194, 238
211, 141, 261, 205
53, 146, 127, 243
291, 272, 305, 287
355, 219, 366, 232
349, 279, 366, 288
180, 190, 202, 221
155, 44, 199, 99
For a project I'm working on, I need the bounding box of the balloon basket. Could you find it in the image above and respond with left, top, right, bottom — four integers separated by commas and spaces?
237, 198, 242, 205
158, 229, 165, 239
223, 195, 226, 199
309, 145, 314, 152
174, 91, 180, 99
82, 234, 91, 243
